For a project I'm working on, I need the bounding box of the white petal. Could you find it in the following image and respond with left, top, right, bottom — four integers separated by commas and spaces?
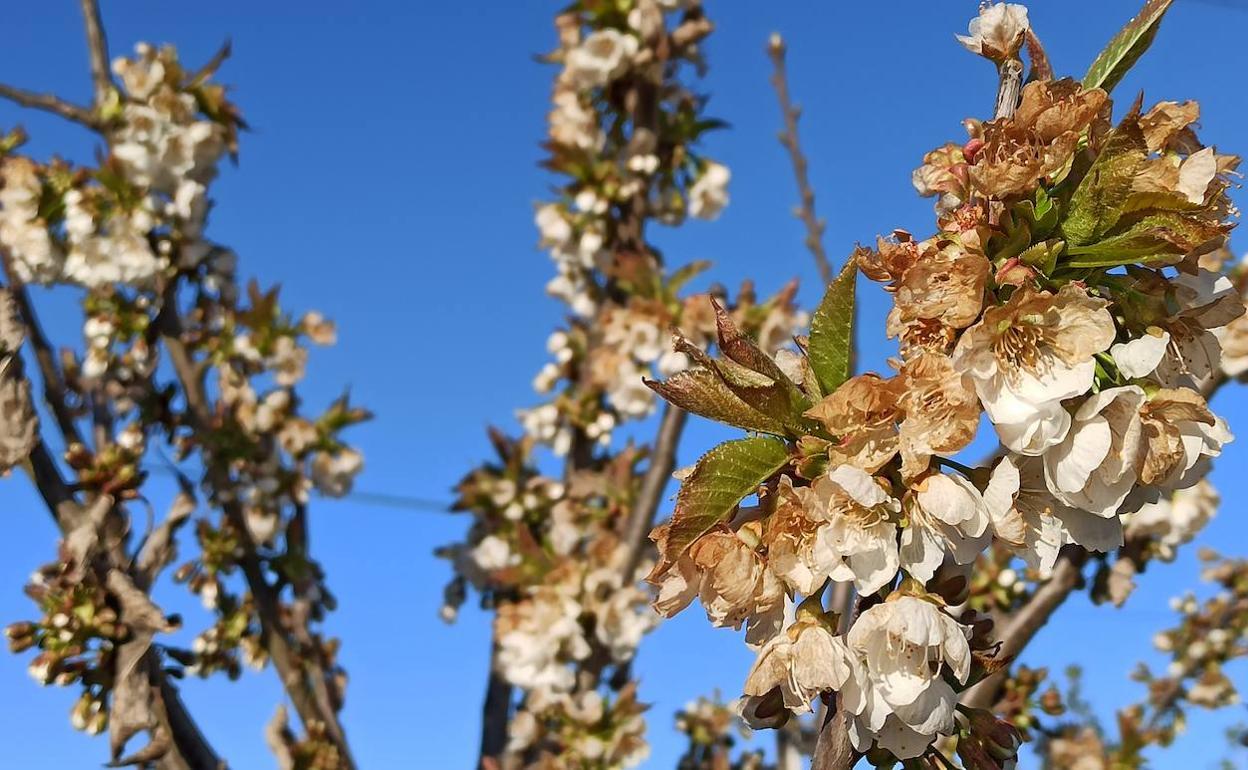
1111, 332, 1169, 379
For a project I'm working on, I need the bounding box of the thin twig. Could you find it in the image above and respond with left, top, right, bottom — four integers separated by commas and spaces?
0, 83, 98, 129
79, 0, 113, 106
767, 34, 833, 287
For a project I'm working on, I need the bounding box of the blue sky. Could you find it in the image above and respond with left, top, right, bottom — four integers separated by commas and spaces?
0, 1, 1245, 768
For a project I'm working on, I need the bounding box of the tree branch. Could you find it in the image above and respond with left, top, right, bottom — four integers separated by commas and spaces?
156, 291, 356, 770
478, 638, 513, 770
79, 0, 113, 106
2, 272, 87, 448
620, 403, 687, 579
0, 83, 99, 129
961, 548, 1088, 709
767, 34, 833, 287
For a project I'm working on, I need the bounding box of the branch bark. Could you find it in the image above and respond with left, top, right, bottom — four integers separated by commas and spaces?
620, 403, 687, 579
767, 34, 833, 287
79, 0, 113, 106
0, 83, 98, 128
478, 638, 513, 770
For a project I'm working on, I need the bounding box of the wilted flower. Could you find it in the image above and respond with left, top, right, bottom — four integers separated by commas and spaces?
743, 613, 858, 713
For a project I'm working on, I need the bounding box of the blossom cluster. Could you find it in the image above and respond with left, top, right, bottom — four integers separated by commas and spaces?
1, 39, 366, 760
644, 3, 1244, 764
442, 4, 815, 768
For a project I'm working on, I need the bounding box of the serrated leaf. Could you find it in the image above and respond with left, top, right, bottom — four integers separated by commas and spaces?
1083, 0, 1175, 94
1065, 210, 1229, 268
1061, 111, 1149, 246
649, 437, 790, 579
646, 368, 789, 436
807, 257, 857, 395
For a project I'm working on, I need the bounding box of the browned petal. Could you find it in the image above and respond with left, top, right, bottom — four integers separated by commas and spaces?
894, 244, 989, 330
1015, 79, 1107, 143
897, 352, 980, 477
1139, 100, 1201, 153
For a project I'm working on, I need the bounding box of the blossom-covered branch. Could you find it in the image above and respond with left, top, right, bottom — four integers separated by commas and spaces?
1, 7, 367, 768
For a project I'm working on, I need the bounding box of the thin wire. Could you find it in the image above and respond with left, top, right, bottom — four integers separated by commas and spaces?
142, 463, 453, 513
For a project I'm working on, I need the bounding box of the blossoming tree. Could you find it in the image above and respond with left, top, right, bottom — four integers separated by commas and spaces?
2, 1, 1246, 770
445, 2, 1248, 770
1, 2, 365, 768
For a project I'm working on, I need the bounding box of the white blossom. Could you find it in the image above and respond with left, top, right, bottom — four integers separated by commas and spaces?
688, 161, 731, 220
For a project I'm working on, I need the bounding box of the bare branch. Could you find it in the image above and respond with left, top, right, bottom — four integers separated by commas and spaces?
79, 0, 114, 105
620, 403, 687, 579
767, 34, 833, 287
0, 83, 99, 129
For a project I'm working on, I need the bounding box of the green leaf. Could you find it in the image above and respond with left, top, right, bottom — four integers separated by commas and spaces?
666, 260, 711, 296
646, 368, 789, 436
1060, 113, 1148, 246
653, 437, 790, 576
1082, 0, 1175, 94
807, 257, 857, 395
1065, 211, 1229, 268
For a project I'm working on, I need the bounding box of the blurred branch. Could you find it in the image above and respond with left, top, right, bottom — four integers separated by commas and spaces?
0, 83, 98, 128
156, 284, 357, 770
1, 267, 86, 448
79, 0, 113, 105
767, 34, 833, 287
620, 403, 687, 579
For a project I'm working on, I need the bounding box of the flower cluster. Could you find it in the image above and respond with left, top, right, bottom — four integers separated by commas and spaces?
1, 36, 366, 764
643, 2, 1243, 763
442, 4, 819, 768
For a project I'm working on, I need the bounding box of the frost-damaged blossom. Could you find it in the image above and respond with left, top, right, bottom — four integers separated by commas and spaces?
953, 284, 1115, 455
652, 524, 784, 647
743, 611, 857, 714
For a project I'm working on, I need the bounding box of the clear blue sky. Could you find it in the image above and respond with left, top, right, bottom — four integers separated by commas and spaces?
0, 1, 1245, 768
